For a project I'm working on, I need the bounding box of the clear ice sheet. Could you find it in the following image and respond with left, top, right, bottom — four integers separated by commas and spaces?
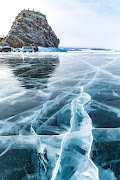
0, 51, 120, 179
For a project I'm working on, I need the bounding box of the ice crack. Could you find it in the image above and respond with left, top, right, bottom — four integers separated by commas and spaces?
51, 87, 99, 180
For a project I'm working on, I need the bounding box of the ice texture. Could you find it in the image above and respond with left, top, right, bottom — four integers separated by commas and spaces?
0, 50, 120, 179
38, 47, 67, 52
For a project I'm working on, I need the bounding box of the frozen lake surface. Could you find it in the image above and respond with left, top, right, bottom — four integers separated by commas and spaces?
0, 50, 120, 179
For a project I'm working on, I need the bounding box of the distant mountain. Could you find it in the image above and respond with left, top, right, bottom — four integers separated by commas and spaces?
0, 10, 60, 48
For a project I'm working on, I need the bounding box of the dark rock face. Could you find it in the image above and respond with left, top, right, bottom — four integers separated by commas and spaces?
0, 10, 60, 48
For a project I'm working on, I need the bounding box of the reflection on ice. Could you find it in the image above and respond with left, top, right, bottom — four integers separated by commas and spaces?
0, 54, 59, 121
0, 51, 120, 179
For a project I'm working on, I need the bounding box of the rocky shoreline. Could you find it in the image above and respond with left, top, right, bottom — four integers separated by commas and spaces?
0, 9, 60, 48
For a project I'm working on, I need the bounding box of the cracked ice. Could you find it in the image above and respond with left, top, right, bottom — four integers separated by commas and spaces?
0, 50, 119, 180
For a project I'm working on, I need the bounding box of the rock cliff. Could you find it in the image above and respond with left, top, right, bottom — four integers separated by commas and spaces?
0, 10, 60, 48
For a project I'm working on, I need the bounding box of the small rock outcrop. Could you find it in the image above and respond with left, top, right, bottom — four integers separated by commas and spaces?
0, 10, 60, 48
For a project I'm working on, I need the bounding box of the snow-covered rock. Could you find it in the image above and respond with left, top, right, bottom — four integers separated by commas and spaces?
0, 10, 60, 48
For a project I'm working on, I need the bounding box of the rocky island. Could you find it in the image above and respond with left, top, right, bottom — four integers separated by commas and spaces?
0, 9, 60, 48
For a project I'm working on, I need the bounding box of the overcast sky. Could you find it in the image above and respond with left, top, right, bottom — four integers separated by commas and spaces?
0, 0, 120, 49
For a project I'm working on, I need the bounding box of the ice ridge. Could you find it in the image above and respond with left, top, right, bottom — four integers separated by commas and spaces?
51, 87, 99, 180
